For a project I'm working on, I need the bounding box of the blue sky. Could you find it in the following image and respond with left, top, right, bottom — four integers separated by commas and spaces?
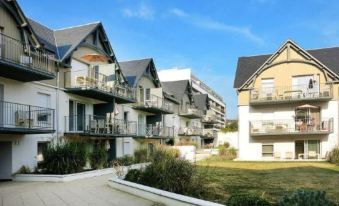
20, 0, 339, 119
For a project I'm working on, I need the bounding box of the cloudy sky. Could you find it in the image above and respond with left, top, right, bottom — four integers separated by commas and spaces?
20, 0, 339, 119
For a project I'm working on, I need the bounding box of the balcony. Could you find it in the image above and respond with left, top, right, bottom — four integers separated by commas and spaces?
179, 107, 203, 119
64, 115, 137, 137
202, 128, 218, 139
64, 68, 136, 103
250, 118, 333, 136
0, 33, 55, 81
250, 84, 332, 105
0, 101, 54, 134
133, 95, 174, 114
137, 124, 174, 139
178, 127, 203, 136
202, 114, 219, 124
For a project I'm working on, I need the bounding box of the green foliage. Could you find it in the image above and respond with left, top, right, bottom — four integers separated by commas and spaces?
16, 165, 31, 174
149, 146, 180, 162
90, 144, 108, 169
124, 169, 142, 182
115, 155, 135, 166
221, 121, 238, 132
134, 147, 149, 163
226, 194, 272, 206
41, 141, 87, 174
217, 145, 237, 160
327, 147, 339, 165
278, 190, 334, 206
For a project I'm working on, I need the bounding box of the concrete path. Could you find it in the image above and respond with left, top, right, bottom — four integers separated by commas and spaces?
0, 175, 154, 206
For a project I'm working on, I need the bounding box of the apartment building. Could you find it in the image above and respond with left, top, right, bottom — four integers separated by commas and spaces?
116, 58, 176, 156
158, 68, 226, 146
234, 40, 339, 160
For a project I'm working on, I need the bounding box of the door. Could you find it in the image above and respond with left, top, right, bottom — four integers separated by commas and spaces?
292, 75, 319, 98
0, 142, 12, 180
0, 84, 3, 127
307, 140, 320, 159
76, 103, 85, 131
139, 87, 144, 103
295, 140, 304, 159
138, 114, 146, 136
261, 78, 274, 99
0, 27, 3, 58
69, 101, 74, 131
108, 139, 116, 161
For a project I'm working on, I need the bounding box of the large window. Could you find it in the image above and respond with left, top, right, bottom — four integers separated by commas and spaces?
262, 144, 274, 157
261, 78, 274, 99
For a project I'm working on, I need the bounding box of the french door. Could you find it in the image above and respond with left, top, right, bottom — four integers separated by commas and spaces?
69, 100, 86, 132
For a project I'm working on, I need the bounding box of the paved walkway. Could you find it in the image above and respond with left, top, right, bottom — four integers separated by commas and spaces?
0, 175, 154, 206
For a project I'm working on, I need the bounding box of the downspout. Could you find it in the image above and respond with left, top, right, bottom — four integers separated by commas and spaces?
56, 62, 60, 139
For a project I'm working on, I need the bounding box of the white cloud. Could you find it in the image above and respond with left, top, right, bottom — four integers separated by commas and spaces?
169, 8, 264, 44
122, 3, 154, 20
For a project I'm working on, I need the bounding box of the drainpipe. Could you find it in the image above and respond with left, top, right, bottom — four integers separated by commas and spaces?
56, 63, 60, 139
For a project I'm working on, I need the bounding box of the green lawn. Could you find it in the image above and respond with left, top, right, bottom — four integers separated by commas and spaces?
196, 157, 339, 204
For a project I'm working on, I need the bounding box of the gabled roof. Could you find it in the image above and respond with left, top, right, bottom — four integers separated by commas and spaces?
193, 94, 209, 111
54, 22, 100, 61
161, 80, 192, 101
234, 41, 339, 89
119, 58, 161, 88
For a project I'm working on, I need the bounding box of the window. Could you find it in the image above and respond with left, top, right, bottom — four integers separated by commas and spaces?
262, 144, 274, 157
37, 93, 51, 124
261, 78, 274, 99
145, 88, 151, 101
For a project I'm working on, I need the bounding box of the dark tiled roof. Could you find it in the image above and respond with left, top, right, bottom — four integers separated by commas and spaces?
119, 58, 152, 87
161, 80, 190, 101
193, 94, 208, 111
234, 47, 339, 88
54, 23, 100, 61
163, 92, 180, 104
27, 19, 58, 56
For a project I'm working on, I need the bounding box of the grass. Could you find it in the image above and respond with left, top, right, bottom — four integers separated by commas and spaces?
196, 156, 339, 204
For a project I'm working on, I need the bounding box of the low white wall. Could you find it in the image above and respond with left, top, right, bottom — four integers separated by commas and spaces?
216, 132, 238, 149
108, 178, 224, 206
13, 163, 150, 182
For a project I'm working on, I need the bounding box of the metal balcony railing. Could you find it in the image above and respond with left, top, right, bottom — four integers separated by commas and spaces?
0, 33, 55, 74
179, 106, 203, 118
137, 124, 174, 138
0, 101, 54, 132
178, 127, 203, 136
250, 118, 333, 136
202, 113, 218, 123
64, 68, 135, 101
134, 94, 174, 113
64, 115, 137, 136
250, 83, 332, 104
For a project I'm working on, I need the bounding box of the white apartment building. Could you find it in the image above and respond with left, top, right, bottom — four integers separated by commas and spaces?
234, 40, 339, 160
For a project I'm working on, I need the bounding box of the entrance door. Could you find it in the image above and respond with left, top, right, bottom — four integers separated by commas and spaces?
76, 103, 85, 131
307, 140, 320, 159
295, 140, 304, 159
0, 142, 12, 180
108, 139, 116, 161
138, 114, 146, 136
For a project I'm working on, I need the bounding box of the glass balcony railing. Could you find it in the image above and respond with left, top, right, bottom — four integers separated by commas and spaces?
250, 83, 332, 105
0, 33, 55, 81
179, 106, 203, 119
178, 127, 203, 136
250, 118, 333, 136
133, 94, 174, 114
137, 124, 174, 138
64, 115, 137, 136
64, 68, 135, 102
0, 101, 54, 133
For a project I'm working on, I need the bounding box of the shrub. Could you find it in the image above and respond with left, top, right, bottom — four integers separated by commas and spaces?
124, 169, 141, 182
278, 189, 334, 206
226, 194, 272, 206
115, 155, 135, 166
138, 156, 194, 194
217, 145, 237, 160
16, 165, 31, 174
90, 144, 107, 169
327, 147, 339, 165
150, 146, 180, 162
134, 147, 149, 163
41, 141, 87, 174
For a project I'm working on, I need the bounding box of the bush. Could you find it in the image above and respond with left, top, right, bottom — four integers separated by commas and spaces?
90, 144, 107, 169
134, 147, 149, 163
41, 141, 87, 174
327, 147, 339, 165
115, 155, 135, 166
218, 145, 237, 160
16, 165, 31, 174
278, 189, 334, 206
124, 169, 142, 182
149, 146, 180, 162
226, 194, 272, 206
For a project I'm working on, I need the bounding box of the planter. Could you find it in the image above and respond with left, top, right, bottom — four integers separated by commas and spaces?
108, 178, 224, 206
13, 163, 150, 182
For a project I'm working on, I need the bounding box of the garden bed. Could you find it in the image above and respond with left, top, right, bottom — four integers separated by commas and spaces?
108, 178, 224, 206
13, 163, 149, 182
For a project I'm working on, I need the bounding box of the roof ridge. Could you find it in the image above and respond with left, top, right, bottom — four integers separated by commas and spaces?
54, 21, 101, 31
